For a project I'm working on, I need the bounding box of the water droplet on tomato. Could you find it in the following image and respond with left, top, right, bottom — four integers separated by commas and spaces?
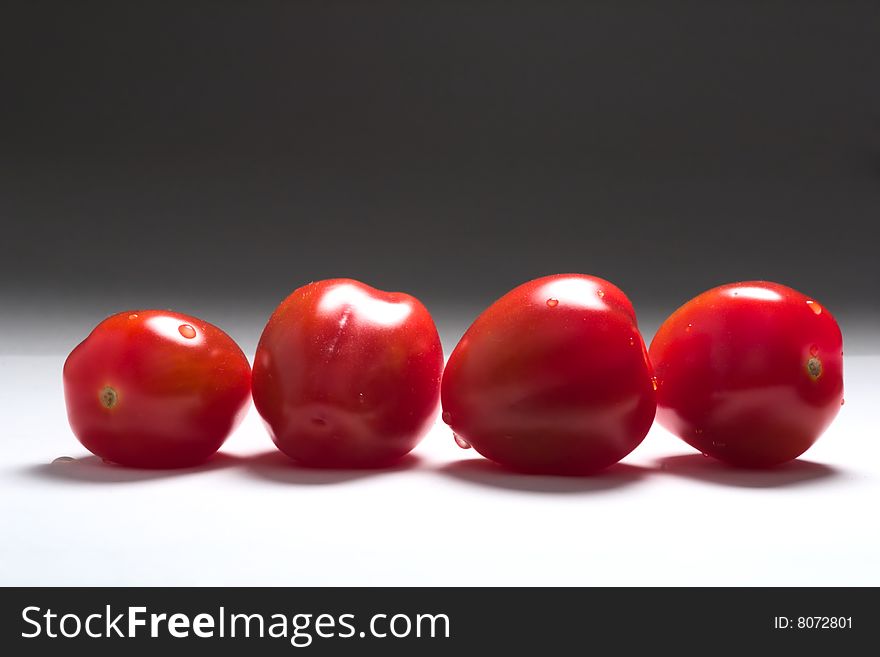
52, 456, 75, 464
701, 452, 709, 458
128, 313, 138, 320
453, 433, 471, 449
651, 377, 658, 391
840, 398, 845, 406
546, 298, 559, 308
178, 324, 197, 339
629, 337, 635, 346
441, 411, 452, 424
685, 323, 693, 333
809, 344, 819, 356
806, 300, 823, 315
695, 428, 703, 435
597, 289, 605, 298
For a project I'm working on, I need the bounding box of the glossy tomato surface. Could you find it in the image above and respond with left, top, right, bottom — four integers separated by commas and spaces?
441, 274, 657, 474
63, 310, 251, 468
649, 281, 843, 467
252, 279, 443, 467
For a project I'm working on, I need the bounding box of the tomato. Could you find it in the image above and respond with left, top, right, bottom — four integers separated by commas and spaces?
252, 279, 443, 467
440, 274, 657, 474
649, 281, 844, 467
63, 310, 251, 468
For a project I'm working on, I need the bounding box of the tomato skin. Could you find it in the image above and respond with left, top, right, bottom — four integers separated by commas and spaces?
252, 279, 443, 468
441, 274, 657, 474
649, 281, 844, 467
63, 310, 251, 468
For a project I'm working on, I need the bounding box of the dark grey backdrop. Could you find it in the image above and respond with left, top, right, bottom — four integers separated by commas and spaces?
2, 1, 878, 353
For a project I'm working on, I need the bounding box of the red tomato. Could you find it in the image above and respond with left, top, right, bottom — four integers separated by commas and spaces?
252, 279, 443, 467
63, 310, 251, 468
441, 274, 657, 474
649, 281, 844, 467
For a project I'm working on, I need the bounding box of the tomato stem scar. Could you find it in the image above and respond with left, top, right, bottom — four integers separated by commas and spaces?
806, 357, 822, 380
99, 386, 118, 409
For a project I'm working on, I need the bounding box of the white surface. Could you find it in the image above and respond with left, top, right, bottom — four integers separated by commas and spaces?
1, 353, 877, 586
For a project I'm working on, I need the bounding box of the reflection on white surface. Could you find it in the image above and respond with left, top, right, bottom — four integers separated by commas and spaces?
0, 353, 877, 586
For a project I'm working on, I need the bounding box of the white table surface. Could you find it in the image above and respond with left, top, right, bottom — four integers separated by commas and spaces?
2, 352, 877, 586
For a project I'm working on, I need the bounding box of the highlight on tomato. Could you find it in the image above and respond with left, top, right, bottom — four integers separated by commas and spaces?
649, 281, 844, 467
440, 274, 657, 475
63, 310, 252, 468
252, 278, 444, 468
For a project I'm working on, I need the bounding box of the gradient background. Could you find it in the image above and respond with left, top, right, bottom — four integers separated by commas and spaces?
2, 0, 878, 355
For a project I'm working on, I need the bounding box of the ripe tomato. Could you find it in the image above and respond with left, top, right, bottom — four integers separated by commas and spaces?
441, 274, 657, 474
63, 310, 251, 468
252, 279, 443, 467
649, 281, 844, 467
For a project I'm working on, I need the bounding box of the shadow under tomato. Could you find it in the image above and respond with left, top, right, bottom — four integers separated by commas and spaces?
436, 458, 649, 494
25, 452, 246, 484
654, 453, 842, 488
239, 450, 424, 485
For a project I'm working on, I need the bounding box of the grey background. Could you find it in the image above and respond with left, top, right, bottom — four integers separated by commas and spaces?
2, 1, 878, 354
